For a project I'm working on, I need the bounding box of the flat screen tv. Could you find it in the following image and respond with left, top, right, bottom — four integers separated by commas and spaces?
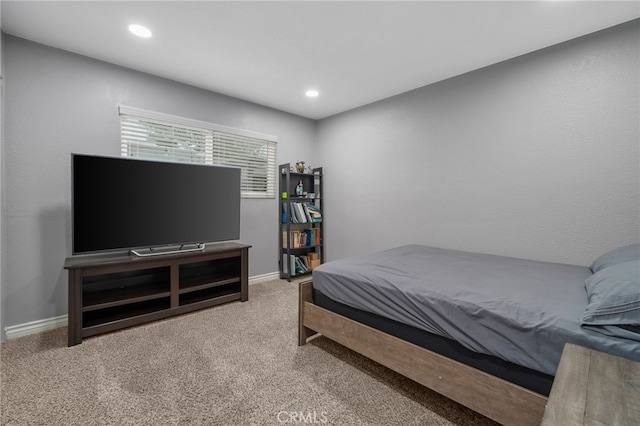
72, 154, 241, 255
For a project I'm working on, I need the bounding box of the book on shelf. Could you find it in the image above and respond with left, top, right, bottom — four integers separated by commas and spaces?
283, 228, 321, 248
289, 202, 304, 223
282, 253, 321, 276
295, 256, 308, 273
303, 228, 320, 246
295, 203, 308, 223
285, 202, 321, 224
281, 202, 289, 224
303, 204, 312, 222
306, 204, 322, 222
282, 253, 297, 276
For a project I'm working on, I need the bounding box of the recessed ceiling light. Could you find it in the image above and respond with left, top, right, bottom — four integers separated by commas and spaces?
305, 90, 319, 98
128, 24, 152, 38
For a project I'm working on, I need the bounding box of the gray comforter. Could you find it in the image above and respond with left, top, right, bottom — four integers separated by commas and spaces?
312, 244, 639, 375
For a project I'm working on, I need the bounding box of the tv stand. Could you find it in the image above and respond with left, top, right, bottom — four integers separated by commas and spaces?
64, 242, 250, 346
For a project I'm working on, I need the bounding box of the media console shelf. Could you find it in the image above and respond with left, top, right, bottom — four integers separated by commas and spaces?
64, 242, 250, 346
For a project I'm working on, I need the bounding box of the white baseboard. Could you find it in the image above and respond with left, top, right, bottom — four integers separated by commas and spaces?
4, 272, 283, 340
4, 314, 68, 340
248, 271, 281, 284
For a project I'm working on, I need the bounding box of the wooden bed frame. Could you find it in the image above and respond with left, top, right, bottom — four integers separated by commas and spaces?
298, 280, 548, 426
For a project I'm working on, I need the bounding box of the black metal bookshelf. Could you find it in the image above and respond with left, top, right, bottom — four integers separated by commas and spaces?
279, 163, 323, 281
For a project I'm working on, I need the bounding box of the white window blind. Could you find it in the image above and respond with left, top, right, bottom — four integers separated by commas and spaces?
119, 106, 277, 198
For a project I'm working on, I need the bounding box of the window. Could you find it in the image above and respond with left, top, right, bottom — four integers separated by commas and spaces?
119, 105, 277, 198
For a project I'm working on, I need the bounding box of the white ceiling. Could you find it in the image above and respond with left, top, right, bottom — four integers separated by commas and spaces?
2, 1, 639, 120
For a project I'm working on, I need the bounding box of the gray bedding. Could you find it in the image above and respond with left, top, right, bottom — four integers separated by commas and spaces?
312, 245, 640, 375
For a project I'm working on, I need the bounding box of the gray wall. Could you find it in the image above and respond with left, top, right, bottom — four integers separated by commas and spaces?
3, 35, 315, 329
316, 20, 640, 266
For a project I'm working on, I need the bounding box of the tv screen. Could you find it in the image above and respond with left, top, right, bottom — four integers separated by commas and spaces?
72, 154, 241, 254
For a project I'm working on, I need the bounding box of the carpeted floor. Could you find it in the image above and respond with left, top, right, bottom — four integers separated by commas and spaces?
0, 279, 496, 425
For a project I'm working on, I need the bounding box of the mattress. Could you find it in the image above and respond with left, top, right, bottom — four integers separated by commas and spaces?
312, 244, 639, 375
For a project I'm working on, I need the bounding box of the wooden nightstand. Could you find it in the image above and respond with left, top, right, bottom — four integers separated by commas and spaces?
541, 343, 640, 425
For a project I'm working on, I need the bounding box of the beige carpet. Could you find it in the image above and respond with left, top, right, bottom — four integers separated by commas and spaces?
1, 279, 495, 425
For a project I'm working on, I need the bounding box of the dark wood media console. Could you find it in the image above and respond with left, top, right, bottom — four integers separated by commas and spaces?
65, 242, 250, 346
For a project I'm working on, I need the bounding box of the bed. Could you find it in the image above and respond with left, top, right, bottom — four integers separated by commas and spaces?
298, 243, 640, 425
